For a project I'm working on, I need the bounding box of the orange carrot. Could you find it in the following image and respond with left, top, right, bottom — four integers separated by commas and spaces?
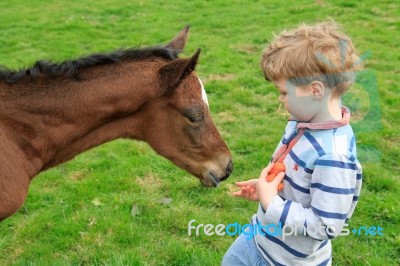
266, 163, 286, 191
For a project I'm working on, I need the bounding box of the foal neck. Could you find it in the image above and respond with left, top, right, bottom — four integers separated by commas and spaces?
3, 59, 165, 174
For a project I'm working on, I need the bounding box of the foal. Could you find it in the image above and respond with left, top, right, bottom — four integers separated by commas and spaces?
0, 26, 233, 221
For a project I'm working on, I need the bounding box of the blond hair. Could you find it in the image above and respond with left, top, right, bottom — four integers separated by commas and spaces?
261, 20, 362, 96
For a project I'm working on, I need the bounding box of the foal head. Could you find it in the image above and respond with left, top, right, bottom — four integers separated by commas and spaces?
134, 27, 233, 187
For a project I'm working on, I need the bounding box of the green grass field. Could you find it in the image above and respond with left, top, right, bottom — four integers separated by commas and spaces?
0, 0, 399, 265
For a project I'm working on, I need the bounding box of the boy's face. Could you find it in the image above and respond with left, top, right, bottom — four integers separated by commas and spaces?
273, 78, 322, 122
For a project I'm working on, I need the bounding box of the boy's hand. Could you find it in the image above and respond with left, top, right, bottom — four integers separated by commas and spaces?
257, 164, 285, 210
232, 179, 259, 201
232, 163, 276, 202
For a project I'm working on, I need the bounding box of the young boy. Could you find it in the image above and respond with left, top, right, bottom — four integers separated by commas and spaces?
222, 21, 363, 265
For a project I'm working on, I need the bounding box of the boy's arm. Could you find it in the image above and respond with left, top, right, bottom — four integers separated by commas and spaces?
261, 153, 360, 240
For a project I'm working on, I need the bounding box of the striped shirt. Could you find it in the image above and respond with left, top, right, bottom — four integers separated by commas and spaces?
253, 107, 362, 266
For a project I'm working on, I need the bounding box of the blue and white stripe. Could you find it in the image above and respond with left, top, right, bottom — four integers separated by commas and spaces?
254, 120, 362, 265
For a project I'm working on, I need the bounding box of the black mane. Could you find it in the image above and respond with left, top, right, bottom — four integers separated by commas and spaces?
0, 46, 179, 84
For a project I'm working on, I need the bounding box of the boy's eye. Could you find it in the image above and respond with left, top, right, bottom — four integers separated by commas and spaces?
280, 92, 286, 96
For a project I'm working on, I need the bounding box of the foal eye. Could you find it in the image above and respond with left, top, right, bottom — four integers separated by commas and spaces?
183, 107, 204, 124
187, 114, 204, 123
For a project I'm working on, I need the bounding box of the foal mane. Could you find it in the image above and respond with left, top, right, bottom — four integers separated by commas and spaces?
0, 46, 179, 84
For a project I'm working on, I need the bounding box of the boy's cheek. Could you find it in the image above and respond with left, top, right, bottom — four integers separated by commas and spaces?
295, 86, 311, 97
287, 95, 317, 121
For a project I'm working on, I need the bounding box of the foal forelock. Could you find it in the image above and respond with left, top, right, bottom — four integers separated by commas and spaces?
198, 77, 209, 107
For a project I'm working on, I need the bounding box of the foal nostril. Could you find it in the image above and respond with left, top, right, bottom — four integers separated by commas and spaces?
227, 160, 233, 176
221, 160, 233, 181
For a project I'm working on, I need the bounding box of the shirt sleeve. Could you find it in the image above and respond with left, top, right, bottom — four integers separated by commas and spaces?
262, 153, 358, 240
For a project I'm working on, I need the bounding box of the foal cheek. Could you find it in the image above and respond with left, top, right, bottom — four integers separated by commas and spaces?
184, 125, 203, 147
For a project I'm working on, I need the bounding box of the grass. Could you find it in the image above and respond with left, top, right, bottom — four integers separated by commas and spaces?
0, 0, 399, 265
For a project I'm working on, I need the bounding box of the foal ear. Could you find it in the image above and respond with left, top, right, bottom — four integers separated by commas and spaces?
165, 25, 190, 53
159, 49, 201, 94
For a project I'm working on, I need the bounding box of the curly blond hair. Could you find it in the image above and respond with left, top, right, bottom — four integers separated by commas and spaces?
261, 20, 362, 96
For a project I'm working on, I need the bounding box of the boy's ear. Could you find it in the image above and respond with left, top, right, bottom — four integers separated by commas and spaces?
310, 81, 325, 99
159, 49, 201, 94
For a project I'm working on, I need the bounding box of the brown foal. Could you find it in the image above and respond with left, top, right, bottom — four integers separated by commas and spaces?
0, 26, 233, 221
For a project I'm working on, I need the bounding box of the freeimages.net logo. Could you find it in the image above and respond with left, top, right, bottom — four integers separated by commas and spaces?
187, 219, 383, 241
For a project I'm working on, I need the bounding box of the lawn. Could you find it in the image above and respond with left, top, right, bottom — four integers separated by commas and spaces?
0, 0, 399, 265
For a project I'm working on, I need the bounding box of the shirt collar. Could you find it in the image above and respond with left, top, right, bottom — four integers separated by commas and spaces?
295, 106, 351, 130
